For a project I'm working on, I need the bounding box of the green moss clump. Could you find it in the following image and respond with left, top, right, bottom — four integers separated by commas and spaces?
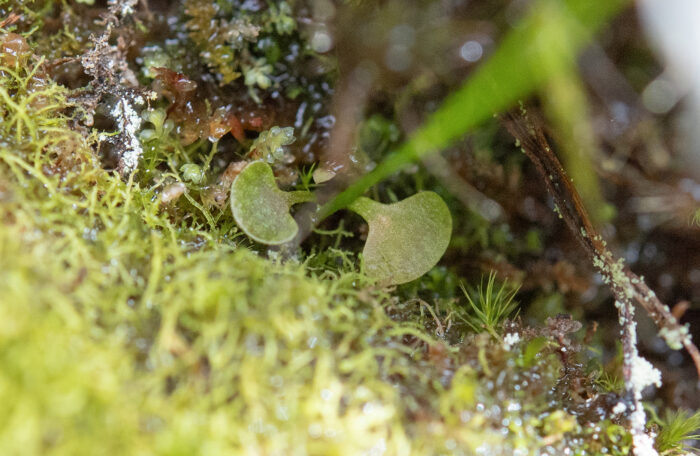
651, 409, 700, 455
0, 43, 637, 453
183, 0, 297, 87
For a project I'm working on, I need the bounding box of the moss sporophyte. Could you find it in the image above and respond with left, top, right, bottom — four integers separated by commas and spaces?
230, 160, 452, 285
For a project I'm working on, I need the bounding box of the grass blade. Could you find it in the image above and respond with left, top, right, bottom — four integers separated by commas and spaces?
320, 0, 630, 218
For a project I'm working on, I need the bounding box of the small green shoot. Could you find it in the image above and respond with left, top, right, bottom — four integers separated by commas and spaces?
250, 126, 296, 164
297, 162, 318, 192
459, 272, 519, 339
517, 337, 550, 368
230, 161, 314, 244
595, 371, 624, 394
652, 409, 700, 455
348, 193, 452, 285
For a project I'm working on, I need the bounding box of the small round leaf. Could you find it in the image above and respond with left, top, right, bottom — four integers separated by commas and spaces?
230, 161, 308, 244
349, 192, 452, 285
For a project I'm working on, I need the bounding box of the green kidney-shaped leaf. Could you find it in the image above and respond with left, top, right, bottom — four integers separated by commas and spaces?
348, 192, 452, 285
230, 161, 312, 244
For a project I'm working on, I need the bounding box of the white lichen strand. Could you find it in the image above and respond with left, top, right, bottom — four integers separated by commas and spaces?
611, 402, 627, 415
112, 98, 143, 173
630, 355, 661, 391
617, 296, 660, 456
633, 433, 660, 456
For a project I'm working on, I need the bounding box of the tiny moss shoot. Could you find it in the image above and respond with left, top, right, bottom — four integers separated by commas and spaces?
460, 272, 520, 340
653, 409, 700, 455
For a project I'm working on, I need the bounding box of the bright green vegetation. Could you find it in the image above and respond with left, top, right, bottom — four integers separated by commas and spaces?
0, 0, 696, 454
230, 160, 314, 244
651, 409, 700, 455
0, 75, 632, 451
230, 160, 451, 284
460, 272, 520, 340
0, 28, 628, 455
347, 193, 451, 285
0, 180, 635, 455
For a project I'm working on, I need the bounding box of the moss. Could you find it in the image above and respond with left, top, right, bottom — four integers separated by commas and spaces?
182, 0, 313, 91
650, 408, 700, 455
0, 210, 635, 455
0, 45, 639, 451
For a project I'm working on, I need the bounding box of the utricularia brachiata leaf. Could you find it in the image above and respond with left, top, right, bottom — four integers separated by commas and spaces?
348, 194, 452, 285
230, 161, 313, 244
230, 161, 452, 284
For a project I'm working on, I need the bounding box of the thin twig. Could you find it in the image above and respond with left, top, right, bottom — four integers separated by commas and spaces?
502, 108, 698, 455
501, 109, 700, 379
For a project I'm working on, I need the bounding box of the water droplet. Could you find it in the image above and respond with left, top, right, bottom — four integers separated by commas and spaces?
460, 40, 483, 62
312, 30, 333, 53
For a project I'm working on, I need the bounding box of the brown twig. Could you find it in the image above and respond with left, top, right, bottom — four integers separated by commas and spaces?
501, 109, 700, 380
503, 108, 700, 454
0, 12, 20, 29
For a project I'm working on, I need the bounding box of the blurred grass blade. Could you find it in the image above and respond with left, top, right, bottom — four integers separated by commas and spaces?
321, 0, 630, 218
535, 1, 610, 223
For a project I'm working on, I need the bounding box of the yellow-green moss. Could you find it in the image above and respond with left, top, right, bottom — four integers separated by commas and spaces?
0, 53, 634, 455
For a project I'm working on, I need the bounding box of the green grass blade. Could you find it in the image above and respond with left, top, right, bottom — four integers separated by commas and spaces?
320, 0, 630, 218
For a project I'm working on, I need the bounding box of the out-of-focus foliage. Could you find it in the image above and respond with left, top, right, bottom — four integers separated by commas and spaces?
323, 0, 630, 216
183, 0, 295, 86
